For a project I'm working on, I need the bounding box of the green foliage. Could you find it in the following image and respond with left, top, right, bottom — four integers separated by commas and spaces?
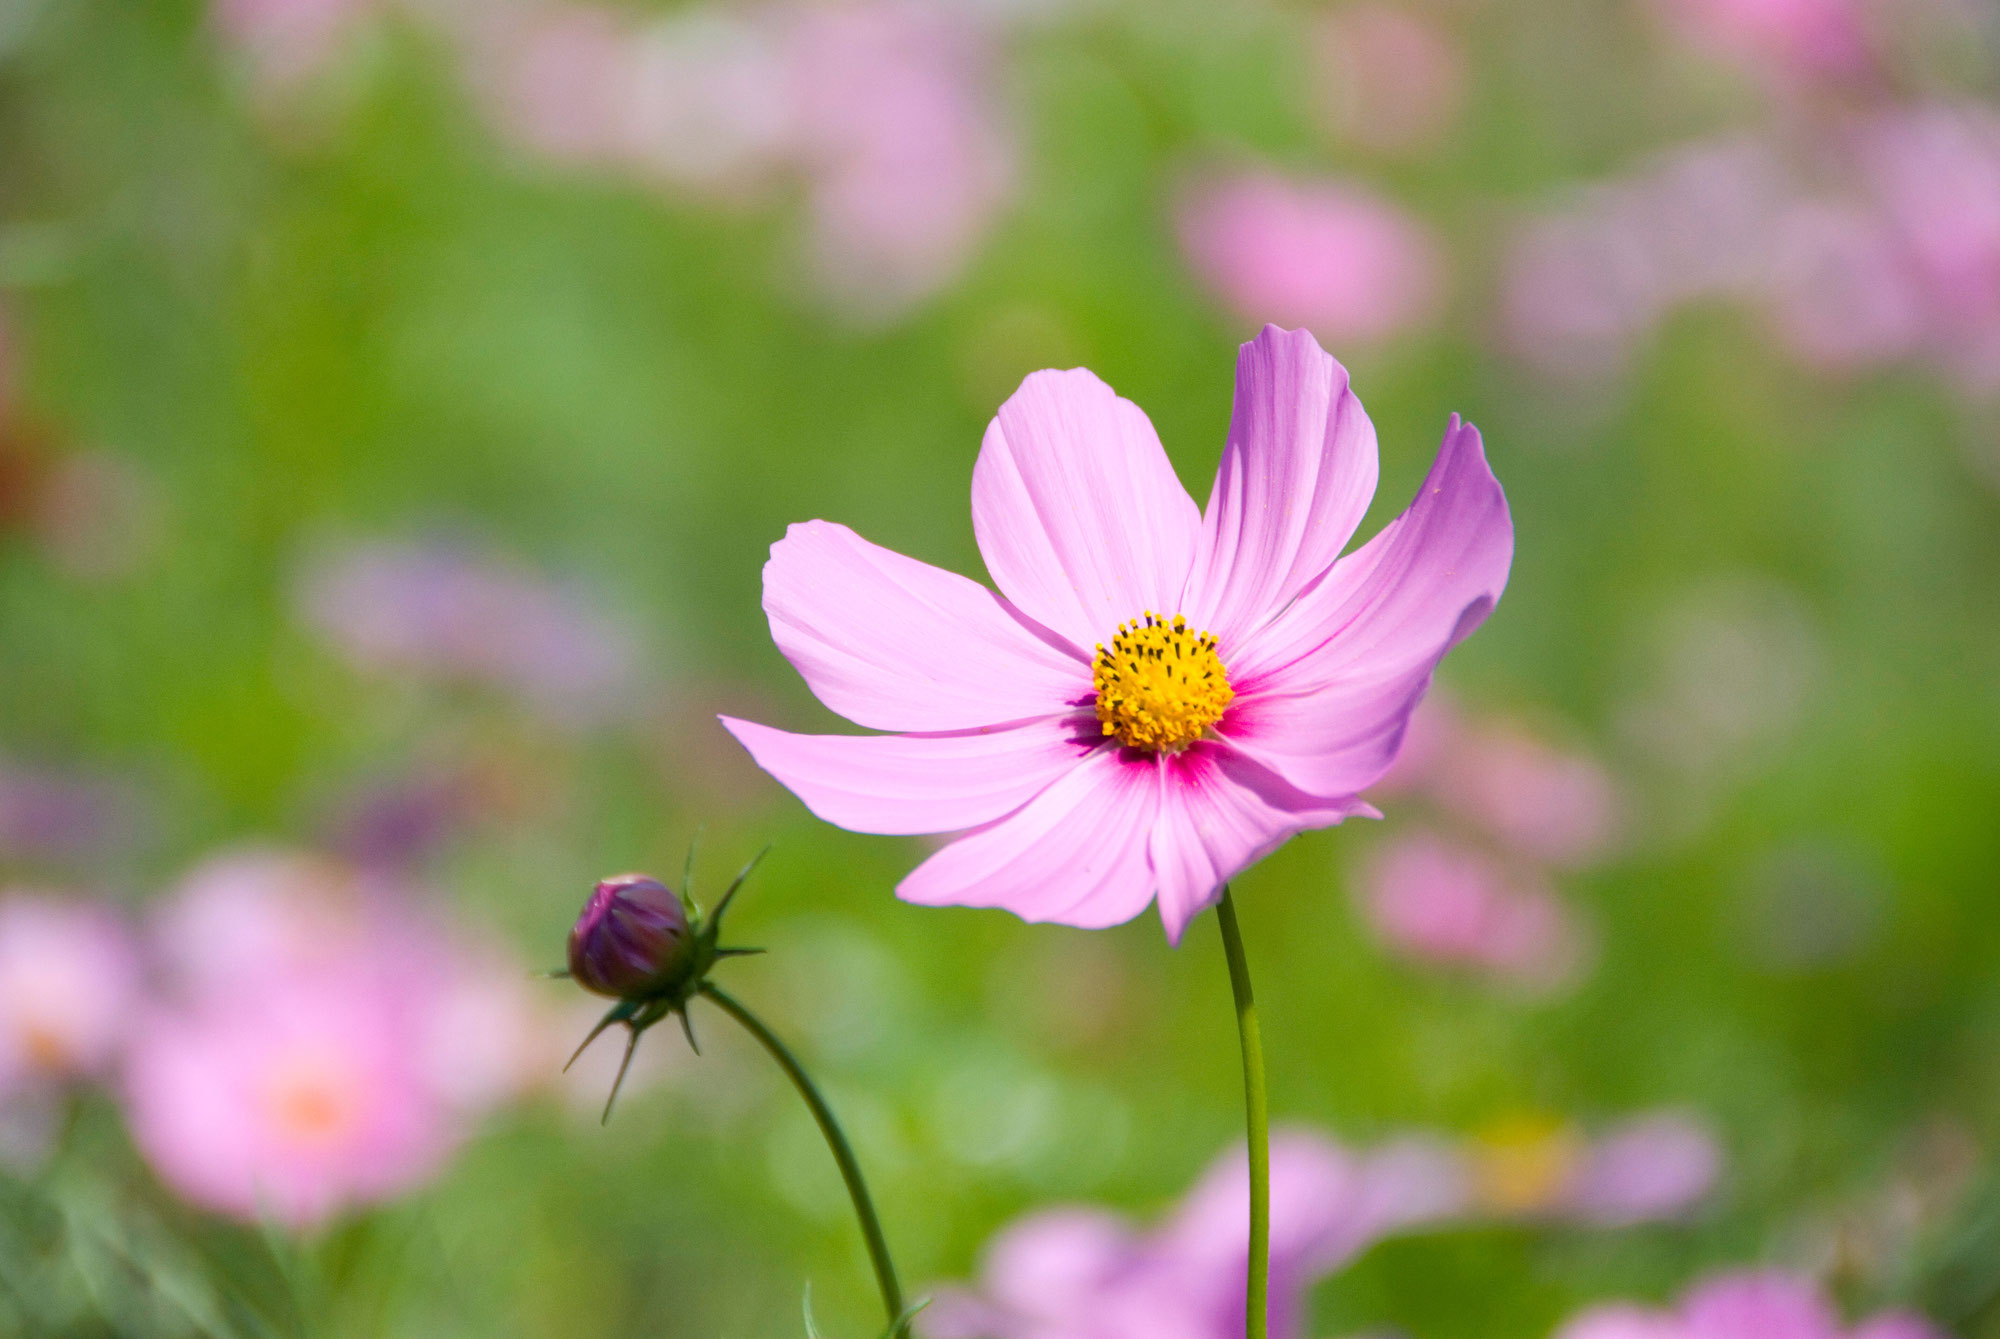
1, 2, 1998, 1337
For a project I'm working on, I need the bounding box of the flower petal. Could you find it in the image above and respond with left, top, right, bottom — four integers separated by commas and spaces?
971, 368, 1202, 649
897, 746, 1161, 929
1221, 416, 1512, 798
763, 519, 1090, 732
1215, 673, 1436, 807
718, 714, 1099, 835
1183, 326, 1381, 645
1150, 743, 1373, 945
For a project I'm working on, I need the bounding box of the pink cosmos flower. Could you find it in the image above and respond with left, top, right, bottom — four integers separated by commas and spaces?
1357, 829, 1588, 988
1563, 1112, 1722, 1225
460, 0, 1014, 317
0, 893, 138, 1087
1652, 0, 1874, 82
125, 846, 548, 1226
623, 10, 795, 197
1851, 102, 2000, 396
296, 536, 644, 726
1461, 1114, 1716, 1223
151, 848, 548, 1110
152, 848, 385, 998
1558, 1307, 1692, 1339
1311, 6, 1467, 157
1178, 174, 1445, 345
923, 1129, 1468, 1339
125, 973, 456, 1228
1554, 1270, 1944, 1339
470, 5, 634, 167
1429, 718, 1623, 868
724, 325, 1512, 942
1502, 138, 1788, 382
1765, 200, 1927, 372
213, 0, 375, 94
786, 1, 1017, 319
0, 759, 148, 867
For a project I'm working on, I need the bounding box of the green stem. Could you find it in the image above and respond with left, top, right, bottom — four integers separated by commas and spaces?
699, 983, 908, 1336
1216, 886, 1269, 1339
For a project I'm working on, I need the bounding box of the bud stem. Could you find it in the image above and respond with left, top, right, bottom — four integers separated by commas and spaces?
1216, 886, 1269, 1339
698, 982, 908, 1336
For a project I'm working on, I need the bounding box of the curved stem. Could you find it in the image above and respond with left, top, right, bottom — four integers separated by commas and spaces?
699, 982, 908, 1336
1216, 886, 1269, 1339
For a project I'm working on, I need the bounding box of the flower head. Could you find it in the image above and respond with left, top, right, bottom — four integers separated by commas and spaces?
923, 1129, 1469, 1339
1178, 174, 1444, 345
554, 850, 769, 1121
124, 847, 547, 1227
1553, 1269, 1943, 1339
295, 536, 644, 726
0, 894, 138, 1087
1652, 0, 1874, 83
1356, 828, 1590, 990
567, 874, 695, 998
125, 974, 455, 1229
725, 325, 1512, 942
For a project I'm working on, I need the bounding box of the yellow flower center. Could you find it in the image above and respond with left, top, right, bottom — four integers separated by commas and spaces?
1092, 612, 1234, 753
260, 1052, 364, 1151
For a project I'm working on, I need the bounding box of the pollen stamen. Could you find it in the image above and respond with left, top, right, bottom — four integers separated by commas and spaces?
1092, 611, 1234, 753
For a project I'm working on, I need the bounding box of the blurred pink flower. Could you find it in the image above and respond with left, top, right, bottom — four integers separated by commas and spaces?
1466, 1111, 1720, 1222
1556, 1306, 1690, 1339
924, 1129, 1468, 1339
296, 537, 644, 725
1682, 1273, 1841, 1338
1508, 110, 2000, 399
1852, 1319, 1953, 1339
1765, 200, 1927, 371
326, 768, 477, 869
1502, 139, 1787, 381
1311, 6, 1466, 156
415, 943, 555, 1113
787, 2, 1017, 318
1501, 209, 1661, 381
126, 847, 549, 1226
1653, 0, 1874, 81
1367, 685, 1463, 797
1429, 719, 1623, 868
1552, 1270, 1943, 1339
0, 894, 138, 1087
1179, 169, 1444, 343
0, 759, 149, 867
1357, 830, 1588, 989
468, 4, 794, 196
724, 326, 1511, 943
462, 0, 1015, 316
623, 10, 794, 197
1563, 1112, 1721, 1225
153, 848, 384, 998
930, 1113, 1715, 1339
212, 0, 375, 92
1851, 103, 2000, 395
471, 5, 633, 166
126, 975, 455, 1228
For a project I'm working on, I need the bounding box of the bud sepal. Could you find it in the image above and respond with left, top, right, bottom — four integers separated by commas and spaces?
557, 844, 770, 1121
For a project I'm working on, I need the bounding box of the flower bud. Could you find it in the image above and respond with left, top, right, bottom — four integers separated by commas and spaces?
567, 874, 694, 999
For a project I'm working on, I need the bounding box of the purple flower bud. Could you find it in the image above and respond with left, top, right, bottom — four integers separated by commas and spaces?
567, 874, 694, 999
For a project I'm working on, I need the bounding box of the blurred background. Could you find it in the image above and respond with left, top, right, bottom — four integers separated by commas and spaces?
1, 0, 1998, 1335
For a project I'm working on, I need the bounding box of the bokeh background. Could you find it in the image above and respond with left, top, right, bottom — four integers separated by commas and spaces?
2, 0, 1999, 1335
